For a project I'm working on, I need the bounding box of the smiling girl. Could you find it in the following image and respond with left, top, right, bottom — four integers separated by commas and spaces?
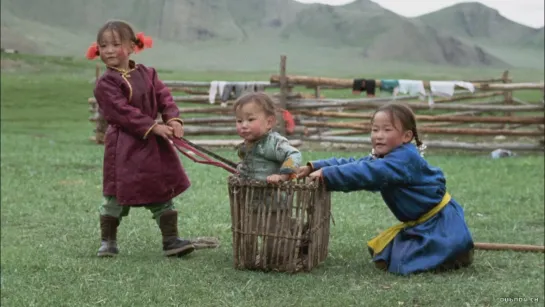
296, 102, 475, 276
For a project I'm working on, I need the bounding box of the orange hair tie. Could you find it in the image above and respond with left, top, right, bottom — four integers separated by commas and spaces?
86, 42, 99, 60
134, 32, 153, 53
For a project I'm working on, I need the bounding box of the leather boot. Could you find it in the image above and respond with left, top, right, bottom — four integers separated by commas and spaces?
97, 215, 119, 257
158, 210, 195, 257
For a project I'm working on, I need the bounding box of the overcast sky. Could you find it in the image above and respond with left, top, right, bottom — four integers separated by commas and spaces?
295, 0, 544, 28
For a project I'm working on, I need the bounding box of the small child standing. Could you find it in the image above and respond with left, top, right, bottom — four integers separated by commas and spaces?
89, 20, 194, 258
297, 102, 474, 276
234, 92, 303, 265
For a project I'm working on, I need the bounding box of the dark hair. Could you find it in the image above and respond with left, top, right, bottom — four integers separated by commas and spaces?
233, 92, 278, 117
372, 102, 423, 148
93, 20, 144, 56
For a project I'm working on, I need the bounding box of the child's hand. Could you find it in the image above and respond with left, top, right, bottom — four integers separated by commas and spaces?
152, 124, 174, 140
296, 166, 312, 178
168, 121, 184, 138
308, 169, 323, 181
266, 174, 290, 184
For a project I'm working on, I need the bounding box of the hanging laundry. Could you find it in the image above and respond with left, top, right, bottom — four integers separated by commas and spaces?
221, 83, 234, 103
219, 81, 268, 105
208, 81, 219, 104
255, 83, 265, 92
234, 83, 246, 98
456, 81, 475, 93
364, 79, 376, 97
380, 79, 399, 94
429, 81, 455, 97
217, 81, 227, 107
429, 81, 475, 97
244, 82, 255, 93
352, 78, 365, 94
427, 81, 476, 107
217, 81, 227, 99
397, 80, 426, 96
352, 78, 376, 97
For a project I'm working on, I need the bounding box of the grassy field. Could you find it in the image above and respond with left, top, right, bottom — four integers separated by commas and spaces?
1, 54, 544, 306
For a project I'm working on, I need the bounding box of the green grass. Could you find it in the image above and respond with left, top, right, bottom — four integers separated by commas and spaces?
1, 55, 544, 306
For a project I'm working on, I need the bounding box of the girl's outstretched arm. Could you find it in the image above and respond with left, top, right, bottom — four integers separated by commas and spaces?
94, 77, 158, 139
309, 155, 374, 171
321, 156, 410, 192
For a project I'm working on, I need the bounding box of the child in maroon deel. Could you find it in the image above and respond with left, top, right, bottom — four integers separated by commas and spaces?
87, 20, 194, 258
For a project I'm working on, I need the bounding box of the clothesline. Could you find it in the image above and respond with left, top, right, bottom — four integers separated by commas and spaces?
269, 75, 544, 91
353, 79, 481, 90
207, 81, 268, 105
351, 78, 477, 106
162, 80, 276, 88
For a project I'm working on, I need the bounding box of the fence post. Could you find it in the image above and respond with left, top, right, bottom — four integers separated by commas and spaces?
94, 63, 107, 144
502, 70, 512, 128
278, 55, 288, 136
314, 86, 321, 98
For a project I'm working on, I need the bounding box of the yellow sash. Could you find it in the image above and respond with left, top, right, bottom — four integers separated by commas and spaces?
367, 192, 451, 256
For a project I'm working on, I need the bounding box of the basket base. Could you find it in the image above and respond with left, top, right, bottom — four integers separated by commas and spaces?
235, 254, 311, 273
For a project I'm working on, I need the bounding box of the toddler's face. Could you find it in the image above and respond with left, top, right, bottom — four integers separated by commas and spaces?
235, 101, 275, 142
98, 30, 134, 69
371, 111, 413, 156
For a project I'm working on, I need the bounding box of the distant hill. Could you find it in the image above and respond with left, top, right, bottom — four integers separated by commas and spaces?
522, 27, 545, 49
1, 0, 542, 71
416, 2, 544, 48
279, 2, 505, 66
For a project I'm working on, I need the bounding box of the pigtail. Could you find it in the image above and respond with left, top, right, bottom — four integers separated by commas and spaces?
133, 32, 153, 53
412, 127, 427, 157
86, 42, 100, 60
133, 37, 145, 49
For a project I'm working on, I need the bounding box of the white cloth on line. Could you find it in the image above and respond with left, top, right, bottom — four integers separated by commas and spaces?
208, 81, 219, 104
429, 81, 475, 97
397, 80, 426, 96
217, 81, 227, 98
428, 81, 476, 107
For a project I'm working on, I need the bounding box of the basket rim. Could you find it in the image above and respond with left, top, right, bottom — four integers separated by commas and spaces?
228, 175, 323, 190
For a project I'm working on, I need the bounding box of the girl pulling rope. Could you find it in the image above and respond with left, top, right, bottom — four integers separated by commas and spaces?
88, 20, 195, 258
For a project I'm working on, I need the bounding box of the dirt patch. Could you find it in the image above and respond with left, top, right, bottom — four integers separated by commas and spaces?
57, 179, 86, 186
0, 58, 36, 72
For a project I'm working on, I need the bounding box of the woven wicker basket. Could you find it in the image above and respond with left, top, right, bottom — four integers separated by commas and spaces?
228, 175, 331, 273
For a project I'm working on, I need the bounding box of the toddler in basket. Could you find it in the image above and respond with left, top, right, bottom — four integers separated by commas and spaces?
234, 92, 304, 267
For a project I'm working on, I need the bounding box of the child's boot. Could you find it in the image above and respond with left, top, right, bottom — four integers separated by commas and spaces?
97, 215, 119, 257
158, 210, 195, 257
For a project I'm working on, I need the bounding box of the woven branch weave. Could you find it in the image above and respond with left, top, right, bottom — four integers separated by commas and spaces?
228, 175, 331, 273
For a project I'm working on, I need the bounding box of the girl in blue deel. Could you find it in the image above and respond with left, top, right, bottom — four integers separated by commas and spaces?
296, 102, 474, 276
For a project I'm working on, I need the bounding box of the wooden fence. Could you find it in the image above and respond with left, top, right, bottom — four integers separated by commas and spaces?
87, 57, 545, 152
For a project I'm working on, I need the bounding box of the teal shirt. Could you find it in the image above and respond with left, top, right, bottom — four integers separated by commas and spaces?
380, 79, 399, 93
237, 131, 302, 181
236, 131, 302, 210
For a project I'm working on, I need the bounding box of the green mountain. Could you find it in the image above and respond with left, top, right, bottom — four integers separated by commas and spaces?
416, 2, 544, 47
1, 0, 542, 71
279, 2, 505, 66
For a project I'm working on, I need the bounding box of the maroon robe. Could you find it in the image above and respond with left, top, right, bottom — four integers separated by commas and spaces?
93, 61, 191, 206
